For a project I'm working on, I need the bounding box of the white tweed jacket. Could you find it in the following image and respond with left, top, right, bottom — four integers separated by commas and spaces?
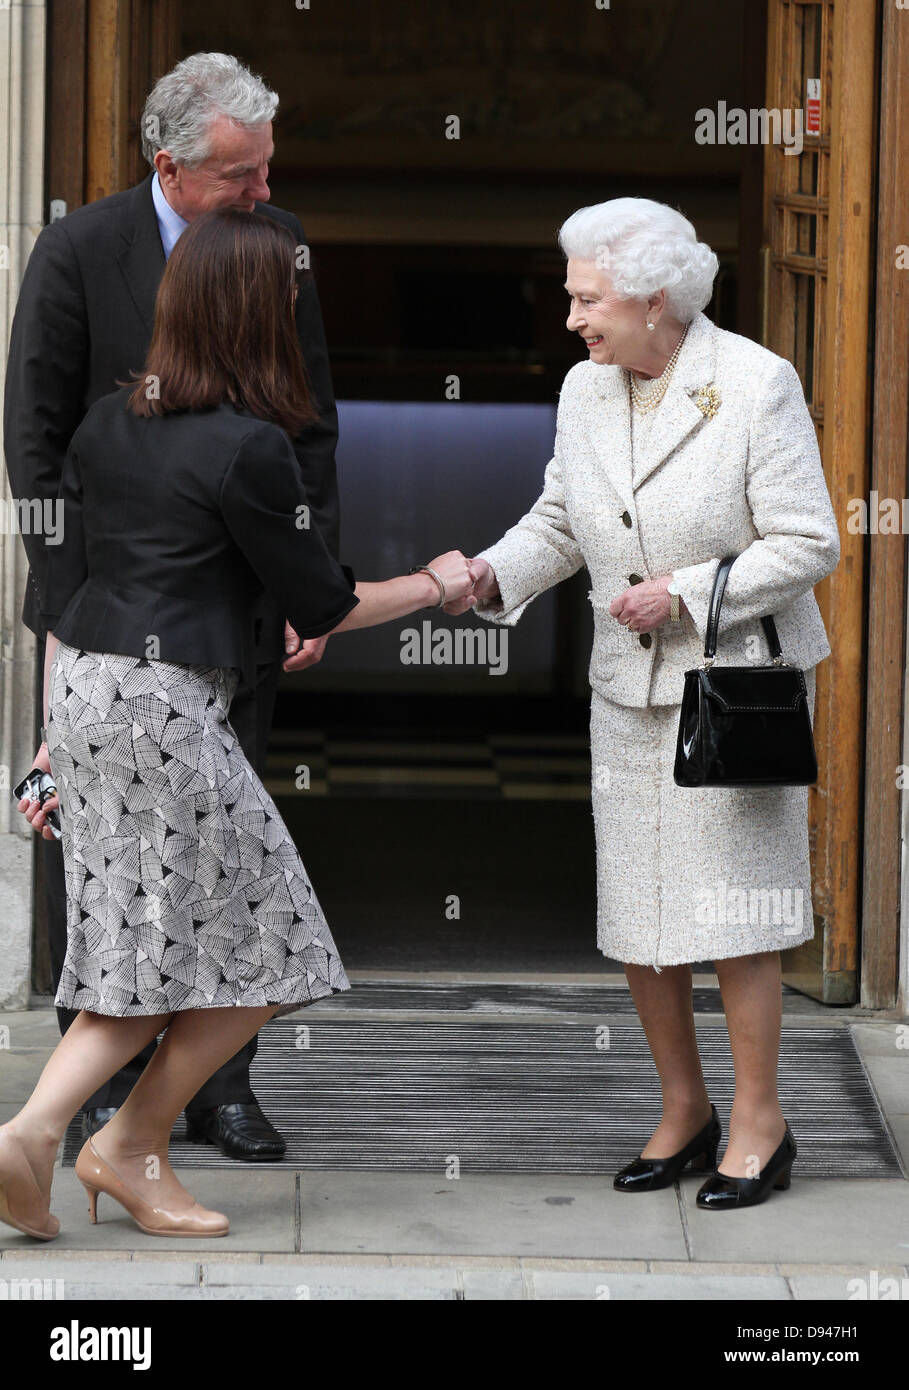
475, 311, 841, 707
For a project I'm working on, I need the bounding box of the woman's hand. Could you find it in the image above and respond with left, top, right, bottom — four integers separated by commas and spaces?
425, 550, 478, 609
16, 743, 61, 840
609, 575, 686, 633
443, 556, 499, 615
327, 550, 478, 633
283, 623, 329, 673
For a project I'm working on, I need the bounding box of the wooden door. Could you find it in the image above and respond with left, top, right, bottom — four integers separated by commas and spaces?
46, 0, 179, 218
761, 0, 878, 1002
862, 1, 909, 1010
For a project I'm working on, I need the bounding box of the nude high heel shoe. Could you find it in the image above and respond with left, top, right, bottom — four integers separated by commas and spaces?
75, 1137, 229, 1237
0, 1128, 59, 1240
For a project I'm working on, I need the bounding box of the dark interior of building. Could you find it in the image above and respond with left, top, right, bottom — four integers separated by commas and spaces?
176, 0, 760, 975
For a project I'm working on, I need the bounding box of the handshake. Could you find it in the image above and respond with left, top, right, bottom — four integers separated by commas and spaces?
422, 551, 500, 616
282, 552, 686, 672
282, 551, 501, 673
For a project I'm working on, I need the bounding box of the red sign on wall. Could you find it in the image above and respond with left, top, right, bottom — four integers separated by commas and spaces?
806, 78, 821, 135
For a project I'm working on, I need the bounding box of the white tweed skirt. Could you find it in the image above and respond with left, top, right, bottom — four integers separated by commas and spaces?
589, 666, 817, 967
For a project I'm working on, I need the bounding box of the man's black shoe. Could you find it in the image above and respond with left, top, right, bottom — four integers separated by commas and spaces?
184, 1102, 287, 1160
81, 1107, 119, 1139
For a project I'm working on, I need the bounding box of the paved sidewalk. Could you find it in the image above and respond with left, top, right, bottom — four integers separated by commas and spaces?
1, 1004, 907, 1300
1, 1250, 908, 1300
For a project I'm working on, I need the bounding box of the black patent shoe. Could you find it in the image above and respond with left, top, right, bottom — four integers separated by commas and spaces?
81, 1107, 119, 1140
696, 1123, 796, 1210
184, 1102, 286, 1160
613, 1105, 721, 1192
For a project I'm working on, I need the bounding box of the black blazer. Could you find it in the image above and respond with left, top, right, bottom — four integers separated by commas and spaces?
41, 387, 359, 688
3, 174, 343, 659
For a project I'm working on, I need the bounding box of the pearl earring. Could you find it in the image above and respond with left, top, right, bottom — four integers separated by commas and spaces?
646, 321, 656, 332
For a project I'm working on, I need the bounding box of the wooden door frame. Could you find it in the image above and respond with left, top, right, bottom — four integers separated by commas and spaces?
764, 0, 878, 1004
46, 0, 179, 217
862, 0, 909, 1009
815, 0, 879, 1002
736, 0, 770, 343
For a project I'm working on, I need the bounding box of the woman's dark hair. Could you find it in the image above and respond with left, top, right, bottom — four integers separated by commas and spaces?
126, 207, 317, 433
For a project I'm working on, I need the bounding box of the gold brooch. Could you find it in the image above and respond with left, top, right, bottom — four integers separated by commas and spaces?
691, 384, 721, 419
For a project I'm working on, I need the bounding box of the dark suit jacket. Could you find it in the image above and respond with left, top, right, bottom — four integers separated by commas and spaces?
41, 387, 359, 687
3, 173, 344, 661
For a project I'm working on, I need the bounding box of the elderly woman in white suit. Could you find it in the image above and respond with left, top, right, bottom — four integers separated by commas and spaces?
448, 198, 840, 1210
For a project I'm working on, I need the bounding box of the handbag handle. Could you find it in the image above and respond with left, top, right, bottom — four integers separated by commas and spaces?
703, 554, 784, 665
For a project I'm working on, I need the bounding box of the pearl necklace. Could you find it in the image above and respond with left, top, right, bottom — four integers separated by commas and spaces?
628, 324, 689, 415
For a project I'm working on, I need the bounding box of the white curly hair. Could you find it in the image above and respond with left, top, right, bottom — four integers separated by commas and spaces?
140, 53, 278, 169
558, 198, 719, 323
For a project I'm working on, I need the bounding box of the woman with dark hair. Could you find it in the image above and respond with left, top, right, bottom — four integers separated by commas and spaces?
1, 207, 475, 1241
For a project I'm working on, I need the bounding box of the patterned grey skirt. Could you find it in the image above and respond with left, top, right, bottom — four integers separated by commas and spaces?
47, 642, 350, 1018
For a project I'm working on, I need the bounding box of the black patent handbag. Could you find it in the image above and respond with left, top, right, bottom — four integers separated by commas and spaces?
673, 555, 818, 787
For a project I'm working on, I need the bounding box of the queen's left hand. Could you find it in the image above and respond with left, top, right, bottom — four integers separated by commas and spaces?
609, 575, 684, 634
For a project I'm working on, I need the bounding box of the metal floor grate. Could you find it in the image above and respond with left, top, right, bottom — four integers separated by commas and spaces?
301, 980, 819, 1015
62, 1018, 902, 1177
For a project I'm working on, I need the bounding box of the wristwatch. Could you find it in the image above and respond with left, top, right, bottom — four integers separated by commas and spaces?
667, 578, 682, 623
